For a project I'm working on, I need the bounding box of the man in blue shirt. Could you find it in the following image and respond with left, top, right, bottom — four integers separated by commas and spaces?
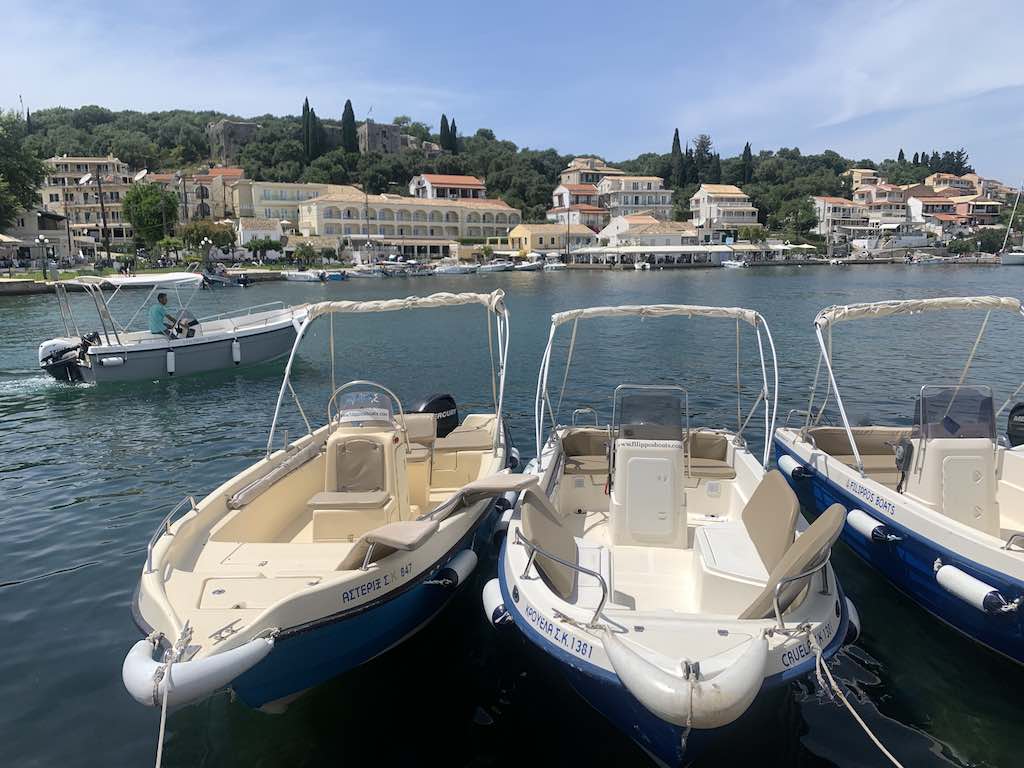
148, 292, 176, 335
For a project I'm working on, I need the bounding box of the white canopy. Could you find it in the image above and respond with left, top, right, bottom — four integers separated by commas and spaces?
65, 272, 204, 289
551, 304, 761, 329
816, 296, 1023, 329
304, 291, 507, 323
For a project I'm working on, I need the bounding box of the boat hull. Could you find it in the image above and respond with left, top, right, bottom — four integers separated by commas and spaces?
496, 544, 848, 766
232, 504, 499, 708
68, 323, 297, 384
773, 437, 1024, 665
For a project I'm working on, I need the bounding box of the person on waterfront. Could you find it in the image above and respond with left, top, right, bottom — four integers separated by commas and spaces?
148, 292, 176, 335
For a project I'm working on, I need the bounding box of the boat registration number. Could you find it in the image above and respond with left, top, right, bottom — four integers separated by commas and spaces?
779, 620, 835, 668
341, 561, 413, 605
524, 604, 593, 659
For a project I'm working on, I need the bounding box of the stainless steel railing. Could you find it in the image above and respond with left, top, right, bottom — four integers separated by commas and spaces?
772, 551, 832, 630
514, 527, 608, 627
146, 495, 197, 573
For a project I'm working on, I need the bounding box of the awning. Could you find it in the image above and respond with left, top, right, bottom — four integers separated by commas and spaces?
816, 296, 1023, 329
551, 304, 761, 328
304, 290, 507, 323
64, 272, 205, 289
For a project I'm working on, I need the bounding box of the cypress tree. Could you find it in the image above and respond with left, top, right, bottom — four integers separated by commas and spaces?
912, 152, 919, 165
929, 151, 940, 170
25, 108, 31, 134
741, 142, 753, 183
671, 128, 682, 157
301, 98, 310, 162
920, 150, 929, 166
709, 154, 722, 184
449, 118, 458, 153
309, 108, 322, 160
341, 99, 358, 153
670, 129, 683, 186
897, 148, 906, 164
439, 114, 450, 150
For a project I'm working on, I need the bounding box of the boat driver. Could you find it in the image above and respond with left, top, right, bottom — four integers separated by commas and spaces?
149, 292, 177, 336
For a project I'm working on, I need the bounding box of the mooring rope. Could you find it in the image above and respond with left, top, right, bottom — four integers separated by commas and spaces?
806, 630, 904, 768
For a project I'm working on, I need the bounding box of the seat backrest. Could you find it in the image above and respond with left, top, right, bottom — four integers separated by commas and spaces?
688, 432, 728, 461
561, 428, 609, 458
738, 503, 845, 620
740, 470, 800, 572
521, 489, 576, 600
328, 436, 386, 493
402, 413, 437, 445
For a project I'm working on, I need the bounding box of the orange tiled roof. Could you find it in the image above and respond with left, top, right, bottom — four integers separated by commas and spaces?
421, 174, 485, 188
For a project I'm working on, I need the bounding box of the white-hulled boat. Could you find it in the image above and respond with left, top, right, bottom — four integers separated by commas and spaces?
722, 259, 747, 269
434, 258, 478, 275
123, 291, 519, 712
39, 273, 307, 384
513, 260, 543, 272
282, 270, 325, 282
1001, 251, 1024, 266
543, 258, 567, 272
478, 259, 514, 273
634, 260, 651, 271
486, 304, 853, 766
774, 296, 1024, 667
346, 264, 389, 278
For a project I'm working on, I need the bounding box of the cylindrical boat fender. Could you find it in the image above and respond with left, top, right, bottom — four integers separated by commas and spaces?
231, 339, 241, 365
844, 597, 861, 644
935, 562, 1019, 615
166, 350, 175, 375
122, 635, 274, 708
482, 578, 511, 626
100, 356, 124, 367
601, 629, 768, 729
846, 509, 901, 543
436, 549, 477, 588
492, 506, 515, 545
508, 446, 521, 470
777, 454, 811, 480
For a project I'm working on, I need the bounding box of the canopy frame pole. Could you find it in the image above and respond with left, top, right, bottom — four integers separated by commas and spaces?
815, 321, 862, 473
329, 311, 336, 395
267, 316, 314, 456
736, 319, 742, 433
554, 317, 579, 422
943, 310, 990, 419
536, 324, 558, 459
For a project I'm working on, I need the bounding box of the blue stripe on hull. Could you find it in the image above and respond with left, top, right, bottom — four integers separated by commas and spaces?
773, 440, 1024, 666
497, 545, 848, 766
232, 503, 499, 708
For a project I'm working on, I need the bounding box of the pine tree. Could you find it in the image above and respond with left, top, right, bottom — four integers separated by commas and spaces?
741, 142, 753, 183
301, 98, 310, 162
341, 99, 358, 153
449, 118, 458, 153
439, 114, 450, 151
912, 152, 919, 165
897, 148, 906, 165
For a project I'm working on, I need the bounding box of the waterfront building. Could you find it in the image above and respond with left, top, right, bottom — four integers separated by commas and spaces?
689, 184, 761, 240
558, 157, 625, 186
599, 213, 659, 243
357, 120, 402, 154
811, 196, 869, 241
599, 215, 697, 247
298, 185, 521, 259
951, 195, 1002, 227
906, 195, 956, 223
409, 174, 487, 200
598, 175, 673, 220
3, 207, 72, 264
505, 223, 596, 254
925, 172, 977, 196
40, 154, 136, 256
236, 217, 284, 245
842, 168, 882, 188
231, 179, 339, 222
545, 204, 609, 231
146, 167, 244, 222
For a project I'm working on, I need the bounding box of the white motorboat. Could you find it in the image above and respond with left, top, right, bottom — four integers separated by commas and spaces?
634, 260, 651, 271
434, 258, 478, 275
282, 270, 325, 282
513, 260, 543, 272
38, 273, 307, 384
478, 260, 514, 273
123, 290, 519, 712
722, 259, 747, 269
1001, 251, 1024, 266
774, 296, 1024, 667
543, 258, 567, 272
346, 264, 389, 278
487, 304, 853, 766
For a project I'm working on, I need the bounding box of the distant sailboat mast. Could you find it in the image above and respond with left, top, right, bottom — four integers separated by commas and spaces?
1000, 181, 1022, 253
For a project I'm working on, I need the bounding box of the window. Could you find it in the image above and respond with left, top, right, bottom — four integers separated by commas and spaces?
49, 194, 59, 202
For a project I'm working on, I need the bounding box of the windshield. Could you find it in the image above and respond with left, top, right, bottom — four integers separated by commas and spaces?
336, 390, 395, 427
613, 385, 686, 441
914, 384, 995, 440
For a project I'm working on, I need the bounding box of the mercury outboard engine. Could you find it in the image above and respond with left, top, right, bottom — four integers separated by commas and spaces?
411, 393, 459, 438
38, 333, 97, 383
1008, 403, 1024, 447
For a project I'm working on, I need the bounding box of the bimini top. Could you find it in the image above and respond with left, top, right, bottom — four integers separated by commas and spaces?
816, 296, 1023, 329
550, 303, 761, 328
64, 272, 205, 289
303, 290, 507, 323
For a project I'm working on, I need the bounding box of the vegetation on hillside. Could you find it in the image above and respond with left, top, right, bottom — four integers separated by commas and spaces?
9, 102, 983, 233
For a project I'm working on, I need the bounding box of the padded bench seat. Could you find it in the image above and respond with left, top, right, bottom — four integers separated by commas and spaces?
565, 455, 608, 475
686, 457, 737, 480
307, 490, 391, 510
831, 454, 900, 488
434, 428, 493, 452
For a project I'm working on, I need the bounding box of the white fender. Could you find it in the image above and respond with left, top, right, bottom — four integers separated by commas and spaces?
100, 356, 124, 367
776, 454, 800, 479
482, 578, 510, 626
935, 563, 1016, 614
601, 630, 767, 729
437, 549, 477, 587
846, 509, 883, 540
166, 349, 175, 375
231, 339, 241, 364
122, 636, 273, 708
844, 597, 861, 644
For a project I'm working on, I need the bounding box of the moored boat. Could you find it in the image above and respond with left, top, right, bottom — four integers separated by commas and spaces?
282, 269, 326, 282
488, 303, 853, 766
774, 296, 1024, 666
478, 259, 514, 273
434, 257, 478, 275
122, 290, 517, 711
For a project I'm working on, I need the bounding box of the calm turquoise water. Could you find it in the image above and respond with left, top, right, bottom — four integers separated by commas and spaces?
2, 265, 1023, 767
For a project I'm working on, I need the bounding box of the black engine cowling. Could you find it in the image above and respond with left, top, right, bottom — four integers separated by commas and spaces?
1008, 402, 1024, 447
411, 393, 459, 438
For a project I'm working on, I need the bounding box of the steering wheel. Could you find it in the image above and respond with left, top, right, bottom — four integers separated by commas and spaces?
326, 380, 411, 452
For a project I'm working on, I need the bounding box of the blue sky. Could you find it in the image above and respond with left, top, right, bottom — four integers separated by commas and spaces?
6, 0, 1024, 181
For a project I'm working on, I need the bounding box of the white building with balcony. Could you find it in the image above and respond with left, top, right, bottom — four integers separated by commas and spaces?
598, 176, 673, 220
810, 196, 868, 241
689, 184, 761, 239
408, 174, 487, 200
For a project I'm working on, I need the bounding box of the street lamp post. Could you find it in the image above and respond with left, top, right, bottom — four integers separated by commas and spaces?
35, 235, 50, 280
200, 236, 213, 270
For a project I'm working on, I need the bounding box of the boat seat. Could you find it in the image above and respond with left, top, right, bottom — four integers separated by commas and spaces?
337, 520, 439, 570
739, 503, 845, 620
307, 490, 391, 510
434, 427, 493, 452
402, 413, 437, 446
574, 537, 612, 610
405, 444, 431, 463
565, 455, 608, 475
830, 454, 900, 489
695, 470, 799, 579
686, 457, 737, 480
685, 433, 737, 480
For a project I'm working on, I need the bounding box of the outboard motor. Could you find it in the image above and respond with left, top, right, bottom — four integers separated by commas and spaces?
38, 336, 86, 382
411, 393, 459, 438
1008, 403, 1024, 447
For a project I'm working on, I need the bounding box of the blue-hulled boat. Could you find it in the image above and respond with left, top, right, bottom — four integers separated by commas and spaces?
774, 296, 1024, 667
